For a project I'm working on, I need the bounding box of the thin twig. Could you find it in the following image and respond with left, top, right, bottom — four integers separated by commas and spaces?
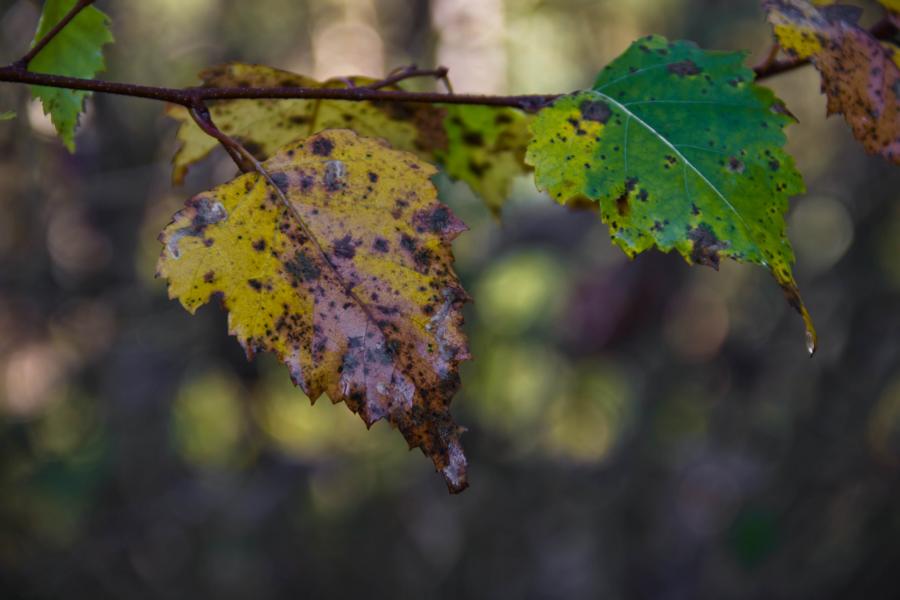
364, 65, 451, 90
187, 103, 255, 173
754, 55, 809, 80
13, 0, 96, 70
754, 42, 781, 74
439, 71, 454, 95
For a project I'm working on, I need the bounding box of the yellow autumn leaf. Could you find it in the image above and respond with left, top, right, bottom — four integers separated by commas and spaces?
766, 0, 826, 58
157, 129, 472, 492
166, 63, 446, 183
167, 63, 533, 214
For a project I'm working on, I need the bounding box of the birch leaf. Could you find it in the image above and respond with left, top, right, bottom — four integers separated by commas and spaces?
166, 64, 445, 183
167, 64, 529, 212
157, 130, 472, 492
28, 0, 113, 151
526, 35, 816, 353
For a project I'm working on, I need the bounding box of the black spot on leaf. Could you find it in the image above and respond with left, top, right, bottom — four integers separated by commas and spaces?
728, 157, 745, 173
615, 177, 638, 216
667, 60, 701, 76
270, 173, 289, 193
311, 136, 334, 156
333, 235, 356, 259
689, 224, 728, 270
579, 99, 612, 124
285, 251, 321, 282
462, 132, 484, 147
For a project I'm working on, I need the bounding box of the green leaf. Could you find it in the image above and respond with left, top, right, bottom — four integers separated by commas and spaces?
0, 111, 15, 121
28, 0, 114, 151
434, 105, 533, 216
526, 35, 816, 353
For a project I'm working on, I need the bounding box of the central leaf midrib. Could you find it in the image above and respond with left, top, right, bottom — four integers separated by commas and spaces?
258, 158, 431, 392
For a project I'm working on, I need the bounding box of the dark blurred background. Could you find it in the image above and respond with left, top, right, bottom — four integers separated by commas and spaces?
1, 0, 899, 598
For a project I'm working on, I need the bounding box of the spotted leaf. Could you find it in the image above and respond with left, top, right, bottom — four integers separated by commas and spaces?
28, 0, 114, 151
167, 63, 527, 213
763, 0, 900, 164
167, 63, 446, 183
435, 105, 533, 216
157, 130, 471, 492
526, 35, 816, 353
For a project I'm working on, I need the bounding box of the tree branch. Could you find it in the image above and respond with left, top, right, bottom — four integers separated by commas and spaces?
13, 0, 96, 70
0, 65, 557, 111
1, 5, 894, 128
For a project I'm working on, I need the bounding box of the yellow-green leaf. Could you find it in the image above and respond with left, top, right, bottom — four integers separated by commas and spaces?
764, 0, 900, 164
166, 63, 446, 183
0, 111, 15, 121
28, 0, 114, 151
157, 129, 471, 492
435, 105, 533, 216
167, 63, 528, 212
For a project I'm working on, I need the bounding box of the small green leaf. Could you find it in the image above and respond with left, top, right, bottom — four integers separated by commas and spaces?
28, 0, 114, 151
0, 111, 15, 121
526, 35, 816, 353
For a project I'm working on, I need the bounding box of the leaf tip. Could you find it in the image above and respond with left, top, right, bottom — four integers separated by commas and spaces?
441, 436, 469, 494
778, 277, 818, 356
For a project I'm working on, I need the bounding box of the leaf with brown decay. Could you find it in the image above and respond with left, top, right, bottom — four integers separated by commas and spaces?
157, 129, 472, 492
763, 0, 900, 164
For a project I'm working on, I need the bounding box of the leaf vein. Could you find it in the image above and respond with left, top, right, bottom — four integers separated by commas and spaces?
593, 91, 759, 255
